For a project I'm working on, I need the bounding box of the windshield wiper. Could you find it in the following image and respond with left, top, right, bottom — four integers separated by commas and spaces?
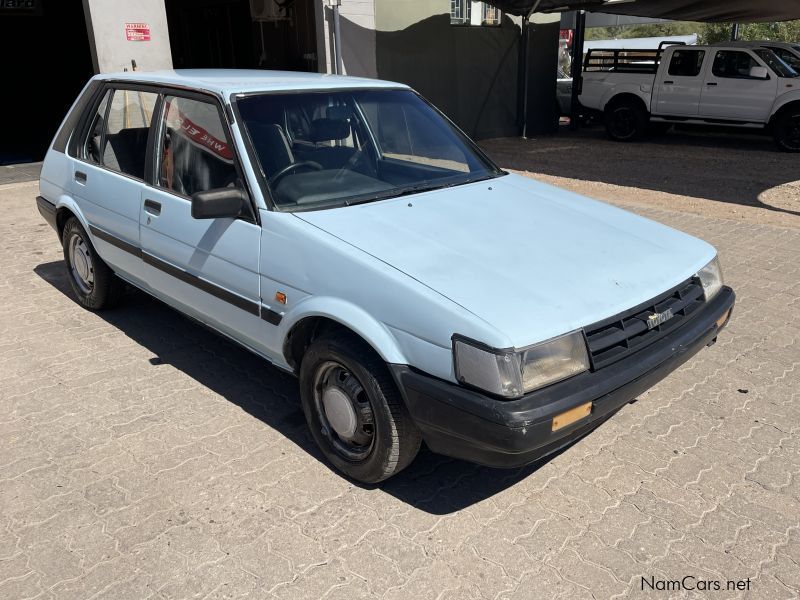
346, 173, 502, 206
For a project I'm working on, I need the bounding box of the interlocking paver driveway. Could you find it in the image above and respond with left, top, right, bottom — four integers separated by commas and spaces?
1, 157, 799, 599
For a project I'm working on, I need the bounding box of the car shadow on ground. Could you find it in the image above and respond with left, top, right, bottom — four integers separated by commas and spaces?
34, 260, 578, 515
481, 125, 800, 218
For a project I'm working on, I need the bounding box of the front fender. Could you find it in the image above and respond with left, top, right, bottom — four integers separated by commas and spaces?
771, 90, 800, 118
279, 296, 407, 365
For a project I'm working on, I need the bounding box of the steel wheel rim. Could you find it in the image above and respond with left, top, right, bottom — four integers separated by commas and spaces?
313, 361, 375, 462
68, 232, 94, 295
611, 107, 636, 139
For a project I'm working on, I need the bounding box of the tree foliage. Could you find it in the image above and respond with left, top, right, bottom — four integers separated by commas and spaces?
585, 20, 800, 44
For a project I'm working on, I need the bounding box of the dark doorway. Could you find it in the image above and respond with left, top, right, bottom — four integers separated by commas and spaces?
0, 0, 94, 164
165, 0, 318, 72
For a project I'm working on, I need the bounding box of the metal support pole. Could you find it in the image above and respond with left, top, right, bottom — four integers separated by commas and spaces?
731, 23, 740, 41
570, 10, 586, 130
520, 15, 531, 138
333, 1, 343, 75
518, 0, 542, 138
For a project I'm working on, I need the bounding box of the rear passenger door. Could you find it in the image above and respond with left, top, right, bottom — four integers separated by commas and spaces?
139, 92, 266, 351
653, 49, 706, 117
71, 85, 157, 286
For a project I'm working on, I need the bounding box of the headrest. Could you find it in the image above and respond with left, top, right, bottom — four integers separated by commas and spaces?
309, 118, 350, 143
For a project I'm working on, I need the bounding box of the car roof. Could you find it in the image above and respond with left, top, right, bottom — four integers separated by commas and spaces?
713, 40, 797, 49
91, 69, 409, 96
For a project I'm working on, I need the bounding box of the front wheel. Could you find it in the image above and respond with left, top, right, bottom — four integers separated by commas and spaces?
299, 331, 421, 483
605, 99, 648, 142
773, 106, 800, 152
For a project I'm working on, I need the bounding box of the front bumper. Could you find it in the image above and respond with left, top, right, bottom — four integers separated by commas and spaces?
390, 286, 735, 468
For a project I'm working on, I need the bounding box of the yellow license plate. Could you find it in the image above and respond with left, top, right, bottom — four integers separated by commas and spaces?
552, 402, 592, 432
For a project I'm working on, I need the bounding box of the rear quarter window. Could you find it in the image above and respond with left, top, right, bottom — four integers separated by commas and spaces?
52, 80, 103, 154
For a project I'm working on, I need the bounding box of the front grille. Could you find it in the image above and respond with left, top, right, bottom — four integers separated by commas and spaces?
584, 277, 706, 370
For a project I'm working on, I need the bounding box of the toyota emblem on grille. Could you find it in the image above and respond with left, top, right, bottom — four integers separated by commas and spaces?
647, 308, 674, 330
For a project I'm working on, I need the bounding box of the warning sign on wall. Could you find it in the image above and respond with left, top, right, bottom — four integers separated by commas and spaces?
125, 23, 151, 42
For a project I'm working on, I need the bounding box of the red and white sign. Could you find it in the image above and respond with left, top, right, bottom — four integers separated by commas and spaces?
125, 23, 151, 42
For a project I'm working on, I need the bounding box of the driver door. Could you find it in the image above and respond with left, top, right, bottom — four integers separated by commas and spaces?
140, 91, 264, 349
699, 50, 777, 122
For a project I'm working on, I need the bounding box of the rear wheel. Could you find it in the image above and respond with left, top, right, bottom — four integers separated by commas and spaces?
605, 98, 648, 141
773, 105, 800, 152
299, 330, 421, 483
61, 217, 123, 310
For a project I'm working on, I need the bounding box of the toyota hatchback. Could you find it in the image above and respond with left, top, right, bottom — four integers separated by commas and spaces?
37, 70, 735, 483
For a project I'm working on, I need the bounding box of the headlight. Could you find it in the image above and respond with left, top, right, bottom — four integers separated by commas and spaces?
697, 256, 724, 301
453, 331, 590, 399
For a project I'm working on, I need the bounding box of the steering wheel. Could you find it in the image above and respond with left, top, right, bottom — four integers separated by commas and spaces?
269, 161, 323, 186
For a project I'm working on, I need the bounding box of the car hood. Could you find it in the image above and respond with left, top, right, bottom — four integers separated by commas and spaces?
296, 174, 716, 347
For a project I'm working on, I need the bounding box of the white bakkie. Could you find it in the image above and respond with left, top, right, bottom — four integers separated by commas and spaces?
580, 44, 800, 151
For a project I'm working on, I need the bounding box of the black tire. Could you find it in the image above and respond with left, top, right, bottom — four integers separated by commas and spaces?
61, 217, 123, 310
605, 98, 648, 142
772, 105, 800, 152
299, 330, 422, 483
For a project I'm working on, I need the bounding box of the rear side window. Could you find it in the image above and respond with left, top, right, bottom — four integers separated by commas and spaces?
83, 90, 112, 165
81, 87, 158, 180
668, 50, 705, 77
711, 51, 760, 79
157, 95, 243, 197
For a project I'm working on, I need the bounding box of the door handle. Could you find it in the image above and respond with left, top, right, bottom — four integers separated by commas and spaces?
663, 80, 674, 85
707, 82, 718, 86
74, 171, 87, 184
144, 199, 162, 216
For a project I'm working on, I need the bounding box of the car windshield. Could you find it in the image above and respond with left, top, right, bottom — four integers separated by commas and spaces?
753, 48, 799, 78
236, 89, 502, 210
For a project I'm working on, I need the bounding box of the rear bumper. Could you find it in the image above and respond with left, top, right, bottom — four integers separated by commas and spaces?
390, 286, 735, 468
36, 196, 58, 232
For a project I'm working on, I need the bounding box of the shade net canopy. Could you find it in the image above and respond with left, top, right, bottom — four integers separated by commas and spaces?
490, 0, 800, 23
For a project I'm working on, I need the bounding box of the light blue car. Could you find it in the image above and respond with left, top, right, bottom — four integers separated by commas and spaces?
37, 70, 735, 482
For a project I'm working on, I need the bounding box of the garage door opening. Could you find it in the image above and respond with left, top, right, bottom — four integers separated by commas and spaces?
165, 0, 318, 72
0, 0, 94, 164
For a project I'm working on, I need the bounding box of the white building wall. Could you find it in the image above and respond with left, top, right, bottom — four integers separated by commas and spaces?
83, 0, 172, 73
319, 0, 378, 77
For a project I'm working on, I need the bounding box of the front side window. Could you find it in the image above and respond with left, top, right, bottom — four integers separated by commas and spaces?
81, 87, 157, 180
668, 50, 705, 77
236, 89, 501, 211
753, 48, 798, 78
157, 95, 243, 197
767, 47, 800, 71
711, 51, 762, 79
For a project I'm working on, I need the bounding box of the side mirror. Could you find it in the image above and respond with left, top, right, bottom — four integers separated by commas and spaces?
191, 188, 246, 219
749, 66, 769, 80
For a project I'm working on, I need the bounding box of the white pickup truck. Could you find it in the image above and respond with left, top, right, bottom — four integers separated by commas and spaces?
579, 44, 800, 151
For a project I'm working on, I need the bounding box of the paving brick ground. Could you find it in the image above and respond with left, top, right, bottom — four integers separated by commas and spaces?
1, 141, 799, 599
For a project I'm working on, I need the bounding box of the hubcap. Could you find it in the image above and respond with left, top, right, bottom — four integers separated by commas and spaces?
322, 386, 358, 439
313, 362, 375, 461
68, 233, 94, 294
